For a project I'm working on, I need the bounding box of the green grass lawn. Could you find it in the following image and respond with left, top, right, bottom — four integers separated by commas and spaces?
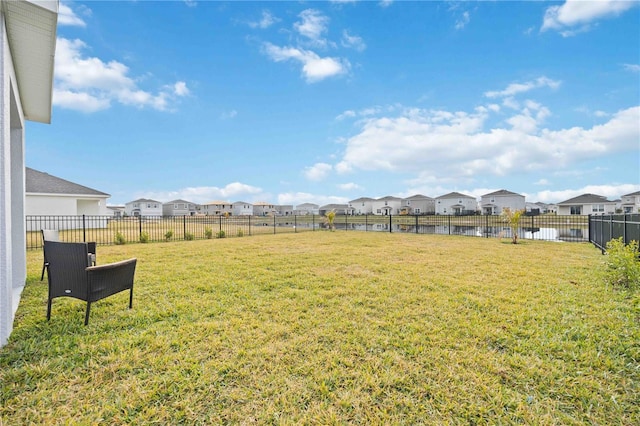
2, 232, 638, 424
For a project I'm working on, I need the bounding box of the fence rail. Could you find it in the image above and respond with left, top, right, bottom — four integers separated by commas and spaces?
588, 214, 640, 253
26, 213, 596, 250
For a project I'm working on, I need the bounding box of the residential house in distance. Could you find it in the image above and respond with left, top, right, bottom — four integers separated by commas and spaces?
556, 193, 616, 215
348, 197, 375, 215
163, 199, 198, 216
1, 0, 58, 347
201, 201, 232, 216
232, 201, 254, 216
253, 201, 277, 216
107, 205, 125, 218
480, 189, 525, 215
25, 167, 110, 217
372, 196, 402, 215
124, 198, 163, 216
275, 205, 294, 216
435, 192, 477, 215
401, 194, 435, 215
319, 204, 351, 216
620, 191, 640, 213
294, 203, 319, 215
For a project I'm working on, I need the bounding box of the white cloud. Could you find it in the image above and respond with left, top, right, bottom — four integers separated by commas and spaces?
53, 38, 189, 113
58, 3, 87, 27
535, 179, 550, 186
541, 0, 638, 34
484, 76, 561, 99
335, 104, 639, 181
294, 9, 329, 45
379, 0, 393, 8
220, 110, 238, 120
140, 182, 264, 205
262, 43, 349, 83
623, 63, 640, 73
533, 184, 640, 204
455, 11, 470, 30
278, 192, 348, 207
249, 10, 278, 29
304, 163, 333, 181
337, 182, 363, 191
341, 30, 366, 51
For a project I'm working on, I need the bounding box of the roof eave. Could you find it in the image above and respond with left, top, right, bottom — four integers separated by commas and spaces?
3, 0, 58, 124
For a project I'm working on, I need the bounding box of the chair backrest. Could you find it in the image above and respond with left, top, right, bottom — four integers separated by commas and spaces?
42, 229, 60, 242
44, 241, 90, 301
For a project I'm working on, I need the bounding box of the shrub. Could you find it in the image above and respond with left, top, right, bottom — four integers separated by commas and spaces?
216, 230, 226, 239
237, 228, 244, 237
164, 230, 174, 241
114, 232, 126, 245
204, 227, 213, 239
185, 232, 195, 241
139, 231, 150, 243
602, 238, 640, 290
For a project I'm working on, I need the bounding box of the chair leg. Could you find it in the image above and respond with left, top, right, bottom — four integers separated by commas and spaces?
41, 262, 46, 281
47, 298, 52, 321
84, 302, 91, 326
129, 287, 134, 309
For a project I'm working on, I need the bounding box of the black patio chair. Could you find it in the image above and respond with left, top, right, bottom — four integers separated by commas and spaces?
44, 240, 137, 325
41, 229, 97, 280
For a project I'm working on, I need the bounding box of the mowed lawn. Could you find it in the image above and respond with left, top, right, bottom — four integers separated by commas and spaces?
1, 232, 638, 424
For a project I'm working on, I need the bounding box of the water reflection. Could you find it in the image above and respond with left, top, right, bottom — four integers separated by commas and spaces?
330, 223, 588, 242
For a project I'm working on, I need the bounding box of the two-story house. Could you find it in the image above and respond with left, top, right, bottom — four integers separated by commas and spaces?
162, 199, 198, 216
372, 196, 403, 216
480, 189, 525, 215
435, 192, 477, 215
556, 193, 617, 215
232, 201, 254, 216
294, 203, 319, 215
201, 201, 232, 216
253, 201, 277, 216
124, 198, 163, 217
348, 197, 375, 215
401, 194, 435, 215
620, 191, 640, 214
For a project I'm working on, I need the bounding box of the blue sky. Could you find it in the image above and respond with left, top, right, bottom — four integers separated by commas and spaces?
26, 0, 640, 207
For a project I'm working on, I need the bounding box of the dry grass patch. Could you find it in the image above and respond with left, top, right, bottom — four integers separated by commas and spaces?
2, 232, 638, 424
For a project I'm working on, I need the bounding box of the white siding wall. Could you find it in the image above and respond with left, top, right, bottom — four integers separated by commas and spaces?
1, 21, 25, 346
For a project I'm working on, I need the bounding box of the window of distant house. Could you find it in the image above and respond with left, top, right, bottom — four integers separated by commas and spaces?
154, 204, 157, 208
385, 201, 388, 205
415, 208, 421, 214
570, 206, 582, 215
174, 204, 178, 209
459, 200, 462, 204
134, 203, 138, 208
147, 204, 151, 208
407, 201, 411, 205
592, 204, 604, 212
490, 198, 495, 203
444, 208, 447, 213
377, 209, 382, 214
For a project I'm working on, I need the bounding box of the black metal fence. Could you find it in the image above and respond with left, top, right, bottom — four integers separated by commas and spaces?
589, 214, 640, 253
26, 213, 593, 250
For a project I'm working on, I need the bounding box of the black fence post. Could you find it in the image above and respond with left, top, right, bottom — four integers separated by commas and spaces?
415, 215, 418, 234
365, 214, 368, 231
273, 215, 276, 235
448, 215, 451, 235
138, 215, 142, 240
389, 214, 392, 233
294, 215, 297, 233
183, 216, 186, 240
345, 214, 348, 231
82, 214, 86, 242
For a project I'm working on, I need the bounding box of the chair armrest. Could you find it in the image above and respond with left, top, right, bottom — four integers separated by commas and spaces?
86, 258, 137, 302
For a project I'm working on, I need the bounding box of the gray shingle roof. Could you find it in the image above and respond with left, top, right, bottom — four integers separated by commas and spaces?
557, 193, 611, 205
26, 167, 109, 197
